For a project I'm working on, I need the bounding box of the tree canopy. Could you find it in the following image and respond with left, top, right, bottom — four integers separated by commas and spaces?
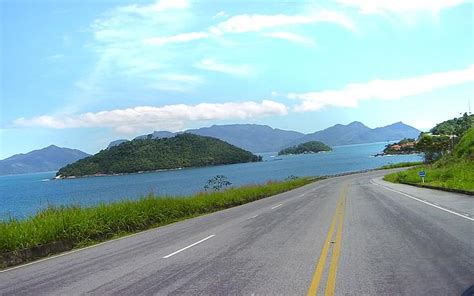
57, 134, 262, 177
278, 141, 331, 156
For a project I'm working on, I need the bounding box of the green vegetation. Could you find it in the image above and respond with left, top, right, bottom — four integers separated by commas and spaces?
57, 134, 262, 178
278, 141, 331, 156
0, 177, 317, 254
377, 161, 424, 170
383, 138, 418, 155
384, 127, 474, 192
430, 112, 474, 137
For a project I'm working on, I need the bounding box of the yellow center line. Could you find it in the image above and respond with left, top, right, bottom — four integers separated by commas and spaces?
307, 186, 347, 296
325, 189, 346, 295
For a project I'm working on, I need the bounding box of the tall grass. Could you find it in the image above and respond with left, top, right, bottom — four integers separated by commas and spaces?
384, 161, 474, 192
0, 178, 316, 253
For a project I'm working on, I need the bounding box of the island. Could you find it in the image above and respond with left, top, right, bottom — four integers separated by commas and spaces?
382, 138, 418, 155
278, 141, 332, 156
56, 133, 262, 178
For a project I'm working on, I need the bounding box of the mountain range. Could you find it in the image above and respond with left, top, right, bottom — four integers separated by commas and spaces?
110, 121, 421, 152
1, 121, 421, 175
0, 145, 90, 176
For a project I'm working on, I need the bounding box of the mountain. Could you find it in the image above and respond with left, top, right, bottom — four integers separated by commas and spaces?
108, 122, 421, 152
57, 134, 262, 178
109, 124, 305, 153
107, 139, 129, 149
292, 121, 421, 147
0, 145, 90, 175
185, 124, 304, 153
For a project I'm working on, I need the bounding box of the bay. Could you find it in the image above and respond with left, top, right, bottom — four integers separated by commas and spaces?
0, 142, 422, 219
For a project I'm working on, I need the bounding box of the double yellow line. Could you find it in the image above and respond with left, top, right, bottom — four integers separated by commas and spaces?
307, 185, 347, 296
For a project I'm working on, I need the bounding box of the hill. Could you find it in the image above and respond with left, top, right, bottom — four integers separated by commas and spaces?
292, 121, 421, 147
109, 124, 304, 153
385, 127, 474, 192
108, 122, 420, 152
278, 141, 331, 156
430, 112, 474, 136
57, 134, 262, 178
0, 145, 90, 175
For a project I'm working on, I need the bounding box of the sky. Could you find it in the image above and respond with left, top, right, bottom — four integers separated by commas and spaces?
0, 0, 473, 159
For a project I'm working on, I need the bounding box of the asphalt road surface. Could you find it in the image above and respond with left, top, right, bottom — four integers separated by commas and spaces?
1, 169, 473, 295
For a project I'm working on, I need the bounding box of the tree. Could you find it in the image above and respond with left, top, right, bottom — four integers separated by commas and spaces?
204, 175, 232, 191
416, 134, 451, 163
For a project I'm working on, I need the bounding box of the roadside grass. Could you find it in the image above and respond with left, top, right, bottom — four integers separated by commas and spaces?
377, 161, 424, 170
0, 177, 317, 254
383, 161, 474, 192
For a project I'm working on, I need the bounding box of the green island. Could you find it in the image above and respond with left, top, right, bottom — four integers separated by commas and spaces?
278, 141, 332, 156
0, 177, 318, 263
57, 133, 262, 178
383, 138, 418, 155
385, 121, 474, 193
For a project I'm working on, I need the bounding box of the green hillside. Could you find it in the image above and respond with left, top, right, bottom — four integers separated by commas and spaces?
384, 127, 474, 192
57, 134, 262, 178
278, 141, 331, 156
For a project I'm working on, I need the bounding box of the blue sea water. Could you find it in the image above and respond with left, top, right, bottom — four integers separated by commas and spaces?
0, 142, 422, 219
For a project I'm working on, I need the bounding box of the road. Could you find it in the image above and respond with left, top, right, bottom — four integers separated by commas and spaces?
1, 169, 473, 295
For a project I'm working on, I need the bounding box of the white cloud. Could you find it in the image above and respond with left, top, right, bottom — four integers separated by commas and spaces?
336, 0, 469, 14
117, 0, 189, 15
144, 32, 209, 45
289, 65, 474, 111
195, 59, 254, 77
263, 32, 315, 46
14, 101, 288, 133
213, 11, 228, 19
212, 11, 355, 34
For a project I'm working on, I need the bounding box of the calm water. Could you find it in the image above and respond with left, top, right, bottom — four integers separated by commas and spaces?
0, 142, 422, 219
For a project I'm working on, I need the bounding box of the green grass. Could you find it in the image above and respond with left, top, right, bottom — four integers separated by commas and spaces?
377, 161, 424, 170
384, 127, 474, 193
0, 177, 317, 254
383, 161, 474, 192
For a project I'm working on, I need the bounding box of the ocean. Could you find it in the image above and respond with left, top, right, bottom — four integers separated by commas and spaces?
0, 142, 422, 219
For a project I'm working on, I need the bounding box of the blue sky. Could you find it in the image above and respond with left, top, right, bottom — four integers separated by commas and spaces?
1, 0, 473, 158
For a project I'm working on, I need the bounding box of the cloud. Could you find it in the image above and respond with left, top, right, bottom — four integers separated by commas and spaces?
336, 0, 469, 14
289, 65, 474, 111
14, 100, 288, 133
195, 59, 254, 77
143, 32, 209, 45
212, 11, 355, 34
117, 0, 189, 15
263, 32, 315, 46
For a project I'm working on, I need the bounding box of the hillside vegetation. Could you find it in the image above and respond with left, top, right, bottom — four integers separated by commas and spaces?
57, 134, 261, 178
278, 141, 331, 155
385, 127, 474, 192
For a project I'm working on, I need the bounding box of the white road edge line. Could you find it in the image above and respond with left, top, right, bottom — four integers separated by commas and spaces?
371, 180, 474, 222
271, 204, 282, 210
162, 235, 215, 259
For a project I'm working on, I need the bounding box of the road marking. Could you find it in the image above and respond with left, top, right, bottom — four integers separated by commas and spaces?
248, 214, 259, 219
162, 235, 215, 259
371, 180, 474, 222
307, 186, 347, 296
271, 204, 283, 210
325, 192, 346, 295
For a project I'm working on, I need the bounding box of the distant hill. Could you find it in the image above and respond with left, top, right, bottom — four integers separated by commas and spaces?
107, 122, 421, 152
109, 124, 304, 153
278, 141, 331, 156
0, 145, 90, 175
292, 121, 421, 147
107, 139, 129, 149
58, 134, 262, 178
